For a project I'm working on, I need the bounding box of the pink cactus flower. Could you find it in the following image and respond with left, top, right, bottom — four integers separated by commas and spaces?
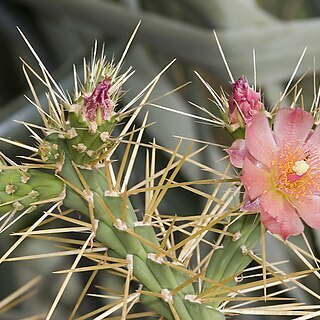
228, 107, 320, 240
229, 76, 263, 124
84, 77, 113, 122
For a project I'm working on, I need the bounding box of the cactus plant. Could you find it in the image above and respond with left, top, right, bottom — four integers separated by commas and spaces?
1, 28, 320, 320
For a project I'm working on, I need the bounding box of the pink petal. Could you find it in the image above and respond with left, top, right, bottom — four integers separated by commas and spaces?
307, 126, 320, 151
226, 139, 248, 168
241, 192, 261, 212
274, 107, 314, 148
241, 157, 272, 200
245, 113, 277, 167
293, 195, 320, 229
260, 190, 304, 240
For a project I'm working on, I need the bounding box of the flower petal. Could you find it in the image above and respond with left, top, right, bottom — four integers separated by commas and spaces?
293, 195, 320, 229
241, 157, 272, 200
245, 113, 277, 166
307, 125, 320, 151
260, 190, 304, 240
241, 192, 261, 212
274, 107, 314, 148
226, 139, 248, 168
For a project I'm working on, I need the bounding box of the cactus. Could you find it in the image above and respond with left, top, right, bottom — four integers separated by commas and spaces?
1, 30, 319, 320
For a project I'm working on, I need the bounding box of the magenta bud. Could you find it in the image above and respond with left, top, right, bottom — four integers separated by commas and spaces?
84, 77, 113, 122
228, 76, 263, 125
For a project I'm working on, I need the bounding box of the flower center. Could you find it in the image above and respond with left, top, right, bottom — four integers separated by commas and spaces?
272, 143, 320, 200
286, 160, 309, 183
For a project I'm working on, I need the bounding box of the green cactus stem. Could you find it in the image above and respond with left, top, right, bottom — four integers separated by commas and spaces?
57, 140, 225, 320
0, 167, 64, 215
202, 214, 260, 307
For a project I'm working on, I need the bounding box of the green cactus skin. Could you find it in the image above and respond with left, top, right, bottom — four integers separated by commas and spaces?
2, 46, 232, 318
57, 139, 225, 319
0, 119, 232, 319
203, 214, 260, 307
0, 168, 64, 215
65, 112, 119, 166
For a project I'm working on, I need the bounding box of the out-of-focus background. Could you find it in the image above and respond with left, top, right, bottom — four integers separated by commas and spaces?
1, 1, 320, 319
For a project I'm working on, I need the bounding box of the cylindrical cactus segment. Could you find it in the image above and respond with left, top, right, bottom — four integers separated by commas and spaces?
0, 167, 65, 215
58, 154, 226, 320
57, 59, 124, 167
63, 112, 119, 166
203, 214, 260, 306
36, 54, 128, 168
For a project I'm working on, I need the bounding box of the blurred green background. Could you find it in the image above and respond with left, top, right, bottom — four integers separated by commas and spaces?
1, 1, 320, 319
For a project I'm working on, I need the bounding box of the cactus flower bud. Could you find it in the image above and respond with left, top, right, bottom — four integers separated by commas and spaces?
43, 59, 124, 167
84, 77, 114, 123
228, 76, 263, 125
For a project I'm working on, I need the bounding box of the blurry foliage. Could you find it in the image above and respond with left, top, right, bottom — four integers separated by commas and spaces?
258, 0, 320, 20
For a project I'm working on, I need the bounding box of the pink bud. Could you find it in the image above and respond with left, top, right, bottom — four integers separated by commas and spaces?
228, 76, 263, 124
84, 77, 113, 122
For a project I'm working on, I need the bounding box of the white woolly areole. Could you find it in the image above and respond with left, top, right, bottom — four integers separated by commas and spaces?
134, 221, 151, 227
136, 284, 143, 297
88, 121, 98, 134
94, 219, 99, 232
86, 150, 95, 157
161, 289, 173, 303
13, 201, 24, 210
241, 245, 251, 255
55, 152, 65, 173
28, 190, 39, 199
69, 103, 82, 113
126, 254, 133, 272
60, 187, 66, 200
104, 190, 119, 197
66, 128, 78, 139
232, 231, 241, 241
5, 184, 16, 195
100, 131, 110, 142
20, 174, 30, 184
148, 253, 165, 264
83, 190, 94, 206
185, 294, 202, 304
73, 143, 87, 153
114, 218, 128, 231
172, 261, 185, 266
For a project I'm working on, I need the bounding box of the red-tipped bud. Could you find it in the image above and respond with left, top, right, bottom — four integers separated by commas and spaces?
228, 76, 263, 125
84, 77, 113, 122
